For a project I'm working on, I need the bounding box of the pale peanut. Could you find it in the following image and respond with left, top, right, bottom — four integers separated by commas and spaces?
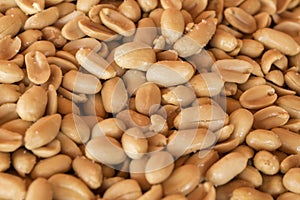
239, 39, 264, 58
135, 82, 161, 115
265, 70, 284, 86
162, 85, 196, 107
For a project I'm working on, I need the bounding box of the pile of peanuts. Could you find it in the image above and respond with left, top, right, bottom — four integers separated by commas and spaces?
1, 0, 300, 199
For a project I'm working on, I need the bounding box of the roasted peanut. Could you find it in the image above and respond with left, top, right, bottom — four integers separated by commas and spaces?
253, 106, 289, 129
239, 85, 277, 109
24, 114, 61, 150
72, 156, 103, 189
0, 61, 24, 84
26, 178, 53, 200
253, 150, 280, 175
162, 164, 201, 196
253, 28, 300, 56
259, 174, 286, 197
231, 187, 273, 200
206, 152, 248, 186
61, 113, 90, 144
12, 148, 36, 177
31, 154, 72, 179
161, 8, 184, 44
86, 136, 126, 165
24, 7, 59, 30
0, 172, 26, 200
48, 173, 95, 200
283, 168, 300, 194
212, 59, 253, 84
